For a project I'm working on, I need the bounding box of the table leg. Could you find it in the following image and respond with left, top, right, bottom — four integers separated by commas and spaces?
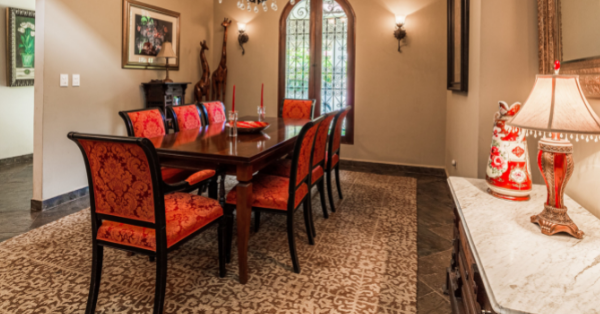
236, 166, 253, 284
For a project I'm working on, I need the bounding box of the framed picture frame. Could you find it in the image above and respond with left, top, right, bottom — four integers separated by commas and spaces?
447, 0, 469, 92
6, 7, 35, 87
122, 0, 180, 70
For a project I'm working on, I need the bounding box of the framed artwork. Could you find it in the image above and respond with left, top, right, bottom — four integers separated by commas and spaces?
6, 8, 35, 87
447, 0, 469, 92
122, 0, 180, 70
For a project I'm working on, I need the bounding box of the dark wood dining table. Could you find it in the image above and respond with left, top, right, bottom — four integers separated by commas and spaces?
152, 116, 309, 284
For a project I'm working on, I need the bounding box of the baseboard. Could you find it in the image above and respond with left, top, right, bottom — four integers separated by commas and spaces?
31, 187, 89, 212
340, 159, 447, 177
0, 154, 33, 167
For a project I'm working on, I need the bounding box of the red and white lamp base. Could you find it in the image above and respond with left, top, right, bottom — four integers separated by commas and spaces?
531, 135, 584, 239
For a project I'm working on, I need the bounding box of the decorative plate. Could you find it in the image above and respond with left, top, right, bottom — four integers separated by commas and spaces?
227, 121, 270, 133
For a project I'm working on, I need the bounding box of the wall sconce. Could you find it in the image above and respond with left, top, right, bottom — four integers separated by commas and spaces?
238, 23, 249, 55
394, 15, 407, 52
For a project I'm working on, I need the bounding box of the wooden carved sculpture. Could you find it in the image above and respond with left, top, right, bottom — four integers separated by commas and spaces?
212, 18, 231, 102
194, 41, 211, 102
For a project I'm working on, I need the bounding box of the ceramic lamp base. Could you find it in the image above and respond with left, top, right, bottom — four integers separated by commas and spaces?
531, 136, 583, 239
531, 205, 583, 239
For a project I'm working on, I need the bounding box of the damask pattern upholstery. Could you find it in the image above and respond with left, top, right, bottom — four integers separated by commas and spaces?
261, 159, 324, 184
295, 121, 320, 186
173, 105, 203, 130
226, 174, 308, 211
203, 102, 226, 124
127, 109, 166, 138
332, 109, 350, 153
313, 114, 336, 166
96, 192, 223, 251
282, 99, 314, 119
78, 139, 156, 223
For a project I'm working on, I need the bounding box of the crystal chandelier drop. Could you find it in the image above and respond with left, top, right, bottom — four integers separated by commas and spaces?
225, 0, 299, 13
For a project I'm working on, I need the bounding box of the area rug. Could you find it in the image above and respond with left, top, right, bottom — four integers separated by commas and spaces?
0, 171, 417, 313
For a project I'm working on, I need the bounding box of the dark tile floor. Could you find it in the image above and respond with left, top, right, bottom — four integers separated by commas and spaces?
0, 160, 453, 314
0, 161, 90, 242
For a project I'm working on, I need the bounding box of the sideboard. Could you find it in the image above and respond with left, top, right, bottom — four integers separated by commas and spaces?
447, 177, 600, 314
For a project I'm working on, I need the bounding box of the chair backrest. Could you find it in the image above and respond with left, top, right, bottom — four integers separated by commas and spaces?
329, 106, 351, 161
119, 108, 167, 138
312, 111, 338, 167
282, 99, 316, 119
289, 116, 325, 192
167, 104, 204, 132
68, 133, 166, 228
200, 101, 227, 125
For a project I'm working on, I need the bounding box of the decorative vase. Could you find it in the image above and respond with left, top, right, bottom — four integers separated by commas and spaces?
485, 101, 532, 201
21, 54, 34, 68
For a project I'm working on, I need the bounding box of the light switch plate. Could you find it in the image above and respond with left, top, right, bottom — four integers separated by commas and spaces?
60, 74, 69, 87
72, 74, 80, 87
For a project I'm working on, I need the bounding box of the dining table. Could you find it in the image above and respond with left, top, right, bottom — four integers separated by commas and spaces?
151, 116, 310, 284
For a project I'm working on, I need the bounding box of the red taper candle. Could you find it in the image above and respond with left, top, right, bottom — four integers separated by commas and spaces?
232, 85, 236, 112
261, 83, 264, 108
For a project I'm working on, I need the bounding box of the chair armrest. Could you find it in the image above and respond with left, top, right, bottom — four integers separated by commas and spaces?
162, 169, 216, 193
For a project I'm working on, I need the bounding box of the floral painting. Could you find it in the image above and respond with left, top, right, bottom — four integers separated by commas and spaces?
122, 0, 180, 70
134, 14, 172, 56
6, 8, 35, 87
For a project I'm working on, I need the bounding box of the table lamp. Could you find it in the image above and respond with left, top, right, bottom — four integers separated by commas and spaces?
157, 42, 176, 83
508, 61, 600, 239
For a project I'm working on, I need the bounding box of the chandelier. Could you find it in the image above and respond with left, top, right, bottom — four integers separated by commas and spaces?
218, 0, 301, 13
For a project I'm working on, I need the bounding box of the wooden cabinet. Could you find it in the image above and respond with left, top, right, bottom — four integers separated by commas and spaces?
142, 82, 191, 114
446, 206, 497, 314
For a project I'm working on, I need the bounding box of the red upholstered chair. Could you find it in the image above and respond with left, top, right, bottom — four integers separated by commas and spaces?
281, 99, 316, 119
261, 111, 338, 223
68, 132, 232, 314
166, 104, 205, 132
119, 108, 215, 190
225, 115, 324, 274
200, 101, 227, 125
326, 106, 352, 212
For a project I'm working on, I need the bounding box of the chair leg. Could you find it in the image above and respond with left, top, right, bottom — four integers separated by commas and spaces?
254, 210, 261, 233
326, 170, 336, 212
287, 212, 301, 274
209, 177, 218, 200
153, 251, 168, 314
318, 181, 329, 218
303, 199, 315, 245
217, 218, 227, 278
224, 206, 234, 263
335, 164, 343, 200
85, 245, 104, 314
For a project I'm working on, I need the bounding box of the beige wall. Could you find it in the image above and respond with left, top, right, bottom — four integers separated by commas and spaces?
35, 0, 214, 200
445, 0, 600, 219
0, 0, 35, 160
213, 0, 448, 168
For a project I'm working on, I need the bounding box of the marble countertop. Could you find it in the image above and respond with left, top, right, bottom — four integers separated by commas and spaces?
449, 177, 600, 314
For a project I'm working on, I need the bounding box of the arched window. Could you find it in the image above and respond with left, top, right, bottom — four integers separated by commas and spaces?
278, 0, 356, 144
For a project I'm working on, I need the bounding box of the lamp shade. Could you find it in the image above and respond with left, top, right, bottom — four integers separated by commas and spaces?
157, 42, 176, 59
508, 75, 600, 135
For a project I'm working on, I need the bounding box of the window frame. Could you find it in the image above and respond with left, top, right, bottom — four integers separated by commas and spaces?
278, 0, 356, 144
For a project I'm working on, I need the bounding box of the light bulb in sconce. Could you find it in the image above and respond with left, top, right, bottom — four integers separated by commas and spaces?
395, 15, 406, 26
394, 15, 407, 53
238, 23, 249, 55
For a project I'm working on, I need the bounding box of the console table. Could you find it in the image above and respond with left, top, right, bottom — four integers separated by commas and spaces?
447, 177, 600, 314
142, 82, 191, 113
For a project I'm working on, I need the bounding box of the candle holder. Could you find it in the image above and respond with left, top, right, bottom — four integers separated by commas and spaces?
257, 106, 266, 122
228, 110, 238, 137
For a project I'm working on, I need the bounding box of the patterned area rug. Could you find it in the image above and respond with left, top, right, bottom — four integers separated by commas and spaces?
0, 171, 417, 313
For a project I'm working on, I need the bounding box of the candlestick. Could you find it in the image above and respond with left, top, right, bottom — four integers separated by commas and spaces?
232, 85, 236, 112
